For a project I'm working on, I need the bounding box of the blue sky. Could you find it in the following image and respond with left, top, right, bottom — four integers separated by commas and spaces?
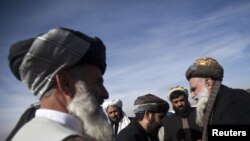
1, 0, 250, 139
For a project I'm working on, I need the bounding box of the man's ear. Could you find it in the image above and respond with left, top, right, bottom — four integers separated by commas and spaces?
54, 70, 75, 97
205, 78, 214, 89
144, 111, 152, 121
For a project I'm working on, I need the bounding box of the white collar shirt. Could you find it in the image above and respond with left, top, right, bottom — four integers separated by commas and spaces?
35, 109, 83, 133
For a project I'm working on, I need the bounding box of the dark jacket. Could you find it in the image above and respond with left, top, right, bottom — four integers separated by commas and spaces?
211, 85, 250, 124
115, 120, 159, 141
163, 107, 202, 141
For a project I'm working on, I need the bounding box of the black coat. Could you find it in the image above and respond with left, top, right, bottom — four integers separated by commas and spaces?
115, 120, 158, 141
211, 85, 250, 124
163, 107, 202, 141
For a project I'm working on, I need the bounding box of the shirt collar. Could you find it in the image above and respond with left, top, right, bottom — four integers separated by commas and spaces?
35, 109, 83, 133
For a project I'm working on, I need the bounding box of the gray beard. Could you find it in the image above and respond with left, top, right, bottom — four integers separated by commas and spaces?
67, 81, 113, 141
195, 87, 209, 127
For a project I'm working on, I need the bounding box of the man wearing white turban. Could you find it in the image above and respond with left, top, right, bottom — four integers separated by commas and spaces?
103, 99, 131, 138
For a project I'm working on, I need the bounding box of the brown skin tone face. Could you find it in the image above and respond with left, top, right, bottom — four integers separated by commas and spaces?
77, 64, 109, 105
189, 78, 205, 101
41, 64, 109, 112
171, 95, 186, 111
106, 106, 122, 123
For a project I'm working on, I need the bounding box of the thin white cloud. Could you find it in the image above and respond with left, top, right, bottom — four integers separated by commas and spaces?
104, 2, 250, 116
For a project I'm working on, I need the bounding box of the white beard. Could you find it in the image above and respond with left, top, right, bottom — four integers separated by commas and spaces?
195, 87, 209, 127
67, 81, 113, 141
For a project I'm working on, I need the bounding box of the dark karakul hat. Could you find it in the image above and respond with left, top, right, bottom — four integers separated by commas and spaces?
9, 27, 106, 98
133, 94, 169, 114
186, 57, 224, 81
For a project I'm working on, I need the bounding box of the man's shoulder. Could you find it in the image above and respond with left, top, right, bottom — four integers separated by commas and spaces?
12, 117, 82, 141
115, 124, 134, 141
220, 85, 250, 101
118, 121, 135, 133
164, 112, 177, 120
63, 136, 86, 141
221, 85, 248, 94
117, 120, 142, 136
115, 121, 146, 141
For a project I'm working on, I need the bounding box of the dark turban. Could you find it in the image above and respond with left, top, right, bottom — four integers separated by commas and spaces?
8, 38, 35, 80
186, 57, 224, 81
133, 94, 169, 114
8, 27, 106, 98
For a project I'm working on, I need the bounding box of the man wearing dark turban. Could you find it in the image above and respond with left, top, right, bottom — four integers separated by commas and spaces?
8, 28, 113, 141
115, 94, 169, 141
186, 57, 250, 141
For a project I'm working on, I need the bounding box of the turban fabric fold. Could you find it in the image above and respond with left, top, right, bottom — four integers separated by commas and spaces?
8, 38, 35, 80
103, 99, 122, 110
133, 94, 169, 114
8, 27, 106, 98
186, 57, 224, 81
167, 86, 188, 99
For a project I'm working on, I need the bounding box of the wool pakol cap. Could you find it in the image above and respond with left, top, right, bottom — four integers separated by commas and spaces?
15, 27, 106, 98
186, 57, 224, 81
133, 94, 169, 114
167, 86, 188, 99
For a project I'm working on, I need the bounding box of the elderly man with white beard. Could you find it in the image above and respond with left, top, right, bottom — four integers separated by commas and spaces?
185, 57, 250, 141
8, 28, 113, 141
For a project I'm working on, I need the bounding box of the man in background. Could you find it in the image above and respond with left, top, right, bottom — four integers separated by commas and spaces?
103, 99, 130, 138
116, 94, 169, 141
162, 86, 202, 141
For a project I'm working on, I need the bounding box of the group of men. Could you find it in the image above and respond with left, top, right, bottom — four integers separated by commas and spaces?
6, 27, 250, 141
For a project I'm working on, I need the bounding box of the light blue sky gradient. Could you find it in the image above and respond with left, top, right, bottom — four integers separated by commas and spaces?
1, 0, 250, 139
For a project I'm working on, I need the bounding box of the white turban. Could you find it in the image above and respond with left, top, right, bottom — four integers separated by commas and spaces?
103, 99, 122, 110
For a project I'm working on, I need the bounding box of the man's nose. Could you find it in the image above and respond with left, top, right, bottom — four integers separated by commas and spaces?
176, 101, 182, 107
111, 113, 116, 118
